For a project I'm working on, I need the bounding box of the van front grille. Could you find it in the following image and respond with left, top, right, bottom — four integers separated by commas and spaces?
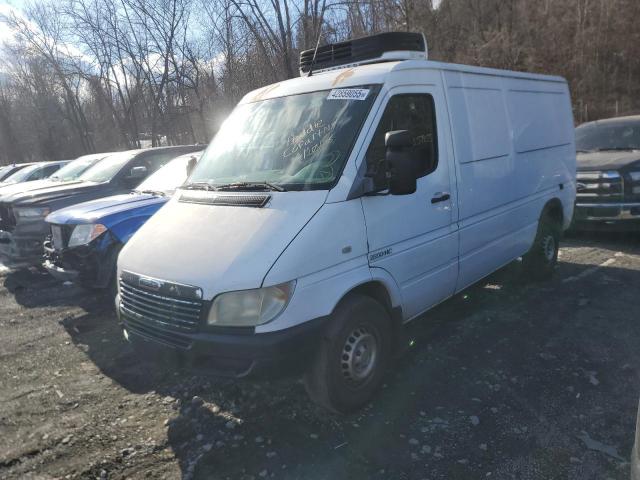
119, 279, 203, 335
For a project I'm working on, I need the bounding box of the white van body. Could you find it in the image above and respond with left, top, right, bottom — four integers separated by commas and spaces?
116, 42, 575, 411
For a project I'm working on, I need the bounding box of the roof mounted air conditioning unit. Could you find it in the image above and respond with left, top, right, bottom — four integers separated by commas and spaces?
299, 32, 428, 76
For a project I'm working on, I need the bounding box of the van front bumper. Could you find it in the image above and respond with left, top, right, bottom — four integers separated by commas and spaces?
117, 297, 327, 378
572, 202, 640, 229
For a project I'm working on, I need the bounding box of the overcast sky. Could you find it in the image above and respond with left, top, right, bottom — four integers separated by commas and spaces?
0, 0, 25, 13
0, 3, 18, 54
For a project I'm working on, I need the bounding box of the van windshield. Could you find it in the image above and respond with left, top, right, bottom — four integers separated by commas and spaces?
576, 120, 640, 151
189, 86, 379, 190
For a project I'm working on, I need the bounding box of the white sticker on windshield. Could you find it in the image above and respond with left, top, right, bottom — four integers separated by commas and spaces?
327, 88, 370, 101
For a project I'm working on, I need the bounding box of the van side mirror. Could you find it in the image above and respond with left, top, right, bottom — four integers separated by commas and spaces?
385, 130, 417, 195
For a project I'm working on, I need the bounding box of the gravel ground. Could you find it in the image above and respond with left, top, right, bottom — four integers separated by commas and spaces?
1, 231, 640, 480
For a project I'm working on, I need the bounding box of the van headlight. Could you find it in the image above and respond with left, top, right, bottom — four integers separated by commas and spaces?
68, 224, 108, 247
207, 281, 296, 327
14, 207, 50, 220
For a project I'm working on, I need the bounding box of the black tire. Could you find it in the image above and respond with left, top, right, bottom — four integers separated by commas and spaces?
304, 294, 392, 413
522, 214, 561, 280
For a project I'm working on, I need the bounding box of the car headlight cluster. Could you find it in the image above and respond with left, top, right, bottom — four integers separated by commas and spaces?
207, 281, 296, 327
68, 223, 108, 247
14, 207, 50, 220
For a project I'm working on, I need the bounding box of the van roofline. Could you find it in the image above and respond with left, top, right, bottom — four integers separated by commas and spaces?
240, 59, 567, 105
395, 59, 567, 83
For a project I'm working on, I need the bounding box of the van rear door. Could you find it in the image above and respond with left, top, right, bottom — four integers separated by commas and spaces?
360, 85, 458, 320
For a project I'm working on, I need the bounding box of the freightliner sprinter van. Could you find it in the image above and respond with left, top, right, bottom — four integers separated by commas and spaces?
116, 32, 576, 412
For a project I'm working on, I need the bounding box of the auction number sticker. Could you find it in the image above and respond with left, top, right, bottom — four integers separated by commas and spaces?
327, 88, 370, 101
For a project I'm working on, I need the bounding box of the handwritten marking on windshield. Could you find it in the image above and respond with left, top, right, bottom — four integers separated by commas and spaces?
413, 133, 432, 146
283, 119, 336, 160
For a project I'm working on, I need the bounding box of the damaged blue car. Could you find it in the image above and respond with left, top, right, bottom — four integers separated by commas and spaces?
43, 152, 201, 292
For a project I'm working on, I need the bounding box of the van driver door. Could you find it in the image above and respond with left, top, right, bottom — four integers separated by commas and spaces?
360, 86, 458, 321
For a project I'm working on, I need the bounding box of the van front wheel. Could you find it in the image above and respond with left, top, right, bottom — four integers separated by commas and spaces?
304, 294, 392, 413
522, 216, 561, 280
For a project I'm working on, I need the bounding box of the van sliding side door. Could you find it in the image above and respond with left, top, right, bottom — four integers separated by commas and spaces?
360, 85, 458, 321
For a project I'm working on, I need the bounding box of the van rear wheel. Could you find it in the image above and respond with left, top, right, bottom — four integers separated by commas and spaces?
304, 294, 392, 413
522, 215, 561, 280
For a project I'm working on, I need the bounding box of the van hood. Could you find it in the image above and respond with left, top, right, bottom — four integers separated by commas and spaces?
47, 193, 168, 226
118, 190, 328, 300
0, 179, 76, 200
577, 150, 640, 172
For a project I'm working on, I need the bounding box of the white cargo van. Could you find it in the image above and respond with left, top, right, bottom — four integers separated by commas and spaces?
116, 32, 576, 412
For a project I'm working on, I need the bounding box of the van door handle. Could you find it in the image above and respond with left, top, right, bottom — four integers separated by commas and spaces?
431, 192, 451, 204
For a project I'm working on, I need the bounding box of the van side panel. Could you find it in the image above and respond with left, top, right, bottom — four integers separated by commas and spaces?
444, 71, 574, 291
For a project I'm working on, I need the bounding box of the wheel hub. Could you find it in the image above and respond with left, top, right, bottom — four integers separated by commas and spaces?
542, 234, 556, 261
341, 327, 378, 385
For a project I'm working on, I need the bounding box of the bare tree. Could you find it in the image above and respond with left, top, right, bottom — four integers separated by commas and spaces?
2, 2, 95, 153
229, 0, 296, 79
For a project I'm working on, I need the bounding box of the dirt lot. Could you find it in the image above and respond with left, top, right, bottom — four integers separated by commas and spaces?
1, 232, 640, 480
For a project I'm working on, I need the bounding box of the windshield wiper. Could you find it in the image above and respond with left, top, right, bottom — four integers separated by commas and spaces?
214, 181, 286, 192
182, 181, 217, 191
135, 189, 166, 197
